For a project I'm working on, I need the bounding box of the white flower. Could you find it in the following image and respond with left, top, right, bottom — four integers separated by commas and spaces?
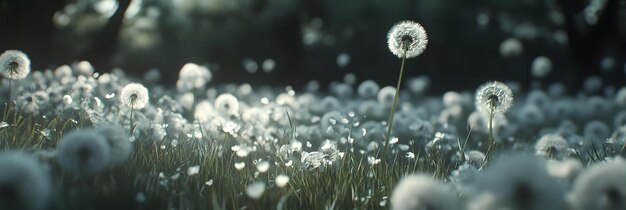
387, 20, 428, 59
120, 83, 149, 109
0, 50, 30, 80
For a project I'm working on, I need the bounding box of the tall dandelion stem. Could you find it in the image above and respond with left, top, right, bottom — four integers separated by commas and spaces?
484, 100, 495, 165
3, 78, 12, 121
129, 103, 134, 137
383, 46, 407, 158
384, 20, 428, 158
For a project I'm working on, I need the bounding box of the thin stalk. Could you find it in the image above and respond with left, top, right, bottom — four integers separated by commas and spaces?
3, 78, 12, 122
383, 47, 408, 159
481, 99, 496, 168
129, 104, 134, 137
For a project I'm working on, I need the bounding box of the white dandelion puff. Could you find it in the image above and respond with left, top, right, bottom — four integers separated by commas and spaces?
568, 158, 626, 210
473, 154, 566, 210
387, 20, 428, 59
94, 125, 133, 166
176, 63, 212, 92
214, 93, 240, 116
246, 182, 266, 199
275, 175, 290, 188
57, 129, 111, 174
120, 83, 149, 109
391, 174, 460, 210
535, 134, 570, 160
0, 152, 51, 210
475, 81, 514, 115
0, 50, 31, 80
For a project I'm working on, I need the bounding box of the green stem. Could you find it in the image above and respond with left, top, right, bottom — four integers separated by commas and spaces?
4, 78, 12, 122
382, 49, 407, 158
482, 100, 496, 167
129, 105, 134, 137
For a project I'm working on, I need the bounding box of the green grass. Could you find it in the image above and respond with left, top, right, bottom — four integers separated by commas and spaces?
0, 108, 448, 210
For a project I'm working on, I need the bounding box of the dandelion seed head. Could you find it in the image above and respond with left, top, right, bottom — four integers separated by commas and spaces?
94, 125, 132, 166
475, 81, 514, 115
176, 63, 211, 91
500, 38, 524, 57
584, 120, 610, 141
474, 154, 566, 210
57, 129, 111, 173
531, 56, 552, 78
275, 175, 289, 188
568, 158, 626, 210
0, 152, 51, 210
378, 86, 397, 107
245, 182, 266, 199
214, 93, 239, 116
256, 161, 270, 173
391, 174, 460, 210
357, 80, 380, 99
535, 134, 570, 160
120, 83, 149, 109
0, 50, 30, 80
387, 20, 428, 59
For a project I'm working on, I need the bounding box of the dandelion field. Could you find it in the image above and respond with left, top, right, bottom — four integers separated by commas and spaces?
2, 3, 626, 209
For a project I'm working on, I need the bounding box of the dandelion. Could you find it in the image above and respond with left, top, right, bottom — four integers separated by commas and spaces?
0, 50, 31, 118
176, 63, 212, 92
391, 174, 460, 210
382, 20, 428, 159
499, 38, 523, 57
94, 125, 133, 166
214, 93, 239, 116
0, 152, 51, 210
474, 81, 513, 164
245, 182, 266, 199
120, 83, 149, 110
387, 21, 428, 59
568, 158, 626, 210
0, 50, 30, 80
531, 56, 552, 78
120, 83, 149, 135
57, 129, 111, 174
535, 134, 570, 160
472, 154, 566, 210
275, 175, 290, 188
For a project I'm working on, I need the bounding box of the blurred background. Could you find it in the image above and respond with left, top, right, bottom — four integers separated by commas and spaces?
1, 0, 625, 94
